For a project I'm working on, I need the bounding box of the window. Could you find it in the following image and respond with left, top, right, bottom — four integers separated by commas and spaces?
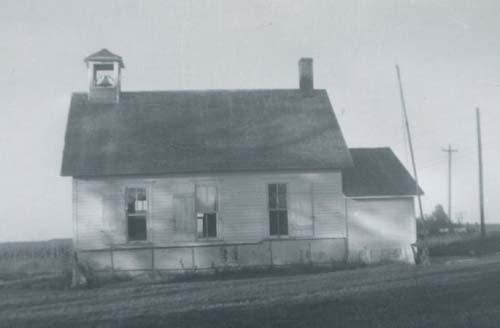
126, 187, 148, 241
195, 185, 217, 238
268, 183, 288, 236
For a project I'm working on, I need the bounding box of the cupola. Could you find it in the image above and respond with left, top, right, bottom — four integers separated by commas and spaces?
84, 49, 124, 104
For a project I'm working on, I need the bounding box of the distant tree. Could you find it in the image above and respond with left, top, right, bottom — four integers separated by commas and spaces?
418, 204, 452, 236
432, 204, 451, 228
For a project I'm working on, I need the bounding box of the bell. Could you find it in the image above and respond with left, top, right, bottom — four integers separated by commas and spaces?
98, 75, 113, 87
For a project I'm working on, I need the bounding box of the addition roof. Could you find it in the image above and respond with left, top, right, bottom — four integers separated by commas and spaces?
343, 147, 423, 197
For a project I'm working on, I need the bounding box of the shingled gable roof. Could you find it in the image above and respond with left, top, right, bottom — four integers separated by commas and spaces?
61, 89, 353, 177
84, 49, 124, 68
342, 147, 423, 197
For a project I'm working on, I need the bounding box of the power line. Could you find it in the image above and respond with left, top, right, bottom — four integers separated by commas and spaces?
418, 135, 500, 170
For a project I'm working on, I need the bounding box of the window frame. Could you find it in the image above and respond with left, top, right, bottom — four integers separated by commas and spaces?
124, 186, 150, 243
267, 183, 289, 237
195, 184, 219, 240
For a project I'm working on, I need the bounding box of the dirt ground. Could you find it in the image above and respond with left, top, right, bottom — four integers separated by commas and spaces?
2, 254, 500, 327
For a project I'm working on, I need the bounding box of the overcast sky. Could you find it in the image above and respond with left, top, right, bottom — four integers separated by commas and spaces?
1, 0, 500, 241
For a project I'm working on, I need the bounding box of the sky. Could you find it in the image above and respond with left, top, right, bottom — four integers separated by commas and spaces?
1, 0, 500, 241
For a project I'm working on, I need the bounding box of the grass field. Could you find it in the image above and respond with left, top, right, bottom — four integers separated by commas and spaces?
2, 253, 500, 327
420, 229, 500, 259
0, 239, 71, 275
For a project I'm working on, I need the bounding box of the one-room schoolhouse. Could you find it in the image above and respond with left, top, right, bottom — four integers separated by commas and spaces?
61, 49, 421, 272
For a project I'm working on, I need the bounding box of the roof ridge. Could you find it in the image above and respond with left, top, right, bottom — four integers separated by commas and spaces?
349, 147, 392, 150
73, 88, 327, 95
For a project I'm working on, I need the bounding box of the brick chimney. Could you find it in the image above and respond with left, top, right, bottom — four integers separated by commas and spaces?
298, 58, 313, 93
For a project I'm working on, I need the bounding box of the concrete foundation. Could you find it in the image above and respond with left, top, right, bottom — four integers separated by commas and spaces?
78, 238, 347, 272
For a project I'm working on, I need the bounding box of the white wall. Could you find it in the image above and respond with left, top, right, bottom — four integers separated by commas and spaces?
347, 197, 416, 263
73, 171, 346, 250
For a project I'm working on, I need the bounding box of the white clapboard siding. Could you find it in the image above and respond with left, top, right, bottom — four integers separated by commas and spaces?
312, 174, 346, 238
102, 194, 126, 244
74, 171, 346, 249
150, 181, 174, 243
75, 180, 106, 249
219, 176, 267, 243
173, 195, 196, 242
347, 197, 416, 253
289, 180, 313, 237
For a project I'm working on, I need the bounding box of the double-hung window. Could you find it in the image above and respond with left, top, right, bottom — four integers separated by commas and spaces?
126, 187, 148, 241
268, 183, 288, 236
195, 185, 218, 238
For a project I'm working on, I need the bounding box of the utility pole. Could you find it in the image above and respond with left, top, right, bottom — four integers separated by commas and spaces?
395, 65, 424, 221
476, 108, 486, 238
442, 144, 458, 220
